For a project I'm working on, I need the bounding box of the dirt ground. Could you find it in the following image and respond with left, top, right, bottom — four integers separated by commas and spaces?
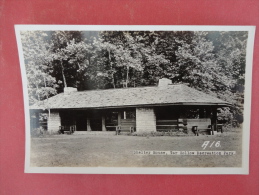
30, 130, 242, 167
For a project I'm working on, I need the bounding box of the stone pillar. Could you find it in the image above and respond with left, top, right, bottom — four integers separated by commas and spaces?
102, 116, 106, 131
47, 110, 61, 133
87, 117, 91, 131
136, 107, 156, 132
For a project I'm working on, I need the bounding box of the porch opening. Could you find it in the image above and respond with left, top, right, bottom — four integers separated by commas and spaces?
105, 111, 118, 131
75, 111, 87, 131
60, 110, 76, 127
89, 110, 102, 131
154, 106, 219, 135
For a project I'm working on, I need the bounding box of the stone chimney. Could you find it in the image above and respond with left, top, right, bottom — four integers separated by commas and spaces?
64, 87, 77, 95
158, 78, 172, 88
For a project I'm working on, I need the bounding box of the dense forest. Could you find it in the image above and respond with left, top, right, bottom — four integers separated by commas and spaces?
20, 30, 248, 124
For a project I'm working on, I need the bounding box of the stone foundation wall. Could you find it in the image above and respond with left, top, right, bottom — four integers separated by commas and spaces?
136, 107, 156, 132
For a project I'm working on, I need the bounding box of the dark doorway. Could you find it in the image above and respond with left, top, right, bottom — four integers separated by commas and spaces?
105, 111, 118, 131
76, 111, 87, 131
60, 110, 76, 126
155, 106, 180, 120
89, 110, 102, 131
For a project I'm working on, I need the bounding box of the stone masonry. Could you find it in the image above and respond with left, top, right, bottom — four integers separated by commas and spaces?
47, 111, 61, 133
136, 107, 156, 132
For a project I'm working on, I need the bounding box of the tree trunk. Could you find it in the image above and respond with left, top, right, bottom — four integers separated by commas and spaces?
35, 83, 40, 101
108, 48, 116, 88
60, 61, 67, 88
88, 55, 91, 68
43, 76, 51, 122
48, 108, 51, 124
125, 65, 129, 88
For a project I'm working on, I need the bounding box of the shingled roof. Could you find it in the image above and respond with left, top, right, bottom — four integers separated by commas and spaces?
30, 84, 231, 110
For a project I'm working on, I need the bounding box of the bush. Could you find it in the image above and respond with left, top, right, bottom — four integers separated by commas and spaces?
31, 127, 59, 137
218, 107, 243, 128
31, 127, 47, 137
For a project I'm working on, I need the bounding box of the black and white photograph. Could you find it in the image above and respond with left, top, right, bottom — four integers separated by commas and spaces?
15, 25, 255, 174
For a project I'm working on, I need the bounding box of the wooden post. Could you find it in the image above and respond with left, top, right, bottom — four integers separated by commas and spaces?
73, 111, 76, 131
214, 108, 218, 132
118, 112, 121, 126
102, 116, 106, 131
211, 107, 217, 135
179, 107, 188, 134
87, 117, 91, 131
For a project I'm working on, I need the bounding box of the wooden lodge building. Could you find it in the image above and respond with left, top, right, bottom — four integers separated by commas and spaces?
30, 78, 231, 135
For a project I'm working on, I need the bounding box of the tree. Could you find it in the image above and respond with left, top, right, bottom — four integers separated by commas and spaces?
132, 31, 170, 86
21, 30, 248, 126
172, 32, 218, 92
50, 31, 85, 90
99, 31, 143, 88
21, 31, 61, 122
92, 39, 118, 88
21, 31, 59, 105
207, 31, 248, 123
99, 31, 170, 88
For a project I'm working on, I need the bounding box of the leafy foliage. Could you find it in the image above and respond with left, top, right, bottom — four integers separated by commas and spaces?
21, 31, 58, 105
21, 30, 248, 124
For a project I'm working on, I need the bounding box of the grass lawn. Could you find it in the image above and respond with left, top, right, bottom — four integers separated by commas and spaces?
30, 130, 242, 167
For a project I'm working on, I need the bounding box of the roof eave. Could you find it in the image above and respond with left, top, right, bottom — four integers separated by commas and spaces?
29, 102, 232, 110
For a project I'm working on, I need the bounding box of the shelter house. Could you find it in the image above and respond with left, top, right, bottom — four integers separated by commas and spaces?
30, 78, 231, 135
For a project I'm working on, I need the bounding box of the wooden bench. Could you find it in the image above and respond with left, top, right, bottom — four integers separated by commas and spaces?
116, 126, 135, 135
192, 125, 212, 136
106, 123, 117, 131
156, 120, 187, 132
116, 119, 136, 135
192, 124, 223, 136
58, 125, 76, 134
156, 120, 178, 132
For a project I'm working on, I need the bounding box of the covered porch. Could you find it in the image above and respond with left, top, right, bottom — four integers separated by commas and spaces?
42, 104, 226, 135
46, 108, 136, 133
154, 105, 224, 135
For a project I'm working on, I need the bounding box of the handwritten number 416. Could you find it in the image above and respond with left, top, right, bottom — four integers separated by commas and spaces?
202, 141, 221, 150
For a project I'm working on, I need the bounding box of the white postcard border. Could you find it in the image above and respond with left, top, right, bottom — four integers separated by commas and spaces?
15, 25, 255, 175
